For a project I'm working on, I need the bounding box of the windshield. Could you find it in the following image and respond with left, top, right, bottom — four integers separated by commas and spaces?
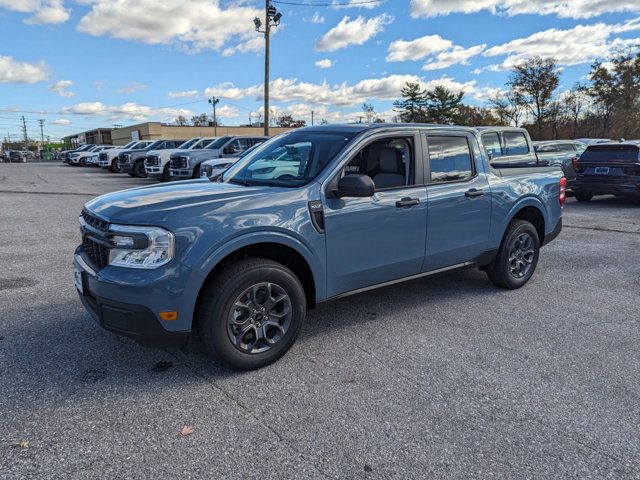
123, 141, 137, 149
207, 136, 231, 150
223, 131, 356, 187
178, 138, 199, 149
144, 140, 163, 150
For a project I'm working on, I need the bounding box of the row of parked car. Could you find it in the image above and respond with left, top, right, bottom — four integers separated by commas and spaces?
59, 131, 640, 202
61, 135, 268, 182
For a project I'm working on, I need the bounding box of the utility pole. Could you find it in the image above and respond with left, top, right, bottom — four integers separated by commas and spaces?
208, 96, 220, 136
254, 2, 282, 137
38, 119, 45, 147
311, 110, 314, 126
21, 116, 28, 150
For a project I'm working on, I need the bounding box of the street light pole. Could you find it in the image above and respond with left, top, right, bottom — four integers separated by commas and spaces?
254, 2, 282, 137
208, 96, 220, 137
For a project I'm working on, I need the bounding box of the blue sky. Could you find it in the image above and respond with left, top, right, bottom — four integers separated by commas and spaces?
1, 0, 640, 141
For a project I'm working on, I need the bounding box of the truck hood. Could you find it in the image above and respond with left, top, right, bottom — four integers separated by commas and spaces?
84, 179, 282, 225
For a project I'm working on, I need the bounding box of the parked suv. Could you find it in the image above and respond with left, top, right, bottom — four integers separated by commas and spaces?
170, 136, 267, 179
118, 140, 184, 178
98, 141, 140, 172
573, 142, 640, 201
61, 144, 96, 164
146, 137, 217, 182
74, 124, 565, 370
533, 140, 586, 190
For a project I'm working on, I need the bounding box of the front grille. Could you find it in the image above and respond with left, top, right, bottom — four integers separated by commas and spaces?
98, 153, 108, 162
146, 155, 160, 166
83, 236, 109, 268
81, 209, 109, 231
204, 165, 213, 177
119, 153, 131, 164
171, 156, 188, 169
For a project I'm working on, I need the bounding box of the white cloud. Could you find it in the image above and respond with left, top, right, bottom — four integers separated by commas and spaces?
204, 74, 483, 107
307, 11, 325, 24
409, 0, 640, 19
61, 102, 194, 122
315, 59, 333, 69
315, 14, 393, 52
0, 0, 69, 24
216, 105, 240, 118
52, 118, 71, 125
222, 36, 264, 57
76, 0, 261, 53
483, 19, 640, 70
167, 90, 199, 98
115, 82, 148, 94
48, 79, 74, 97
0, 55, 48, 83
386, 34, 453, 62
422, 44, 486, 70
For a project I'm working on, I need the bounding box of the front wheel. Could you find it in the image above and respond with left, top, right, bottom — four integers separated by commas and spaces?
486, 220, 540, 289
109, 159, 120, 173
197, 258, 306, 370
133, 160, 147, 178
160, 163, 171, 182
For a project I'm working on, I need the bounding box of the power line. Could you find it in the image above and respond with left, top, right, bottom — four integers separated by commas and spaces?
273, 0, 382, 6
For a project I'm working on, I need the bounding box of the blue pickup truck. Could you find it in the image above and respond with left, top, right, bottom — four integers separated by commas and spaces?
74, 124, 565, 369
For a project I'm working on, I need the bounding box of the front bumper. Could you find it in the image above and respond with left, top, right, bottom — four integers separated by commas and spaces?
169, 168, 193, 179
74, 249, 193, 347
118, 162, 133, 173
145, 166, 164, 177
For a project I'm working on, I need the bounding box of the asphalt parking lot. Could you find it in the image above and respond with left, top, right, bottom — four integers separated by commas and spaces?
1, 163, 639, 479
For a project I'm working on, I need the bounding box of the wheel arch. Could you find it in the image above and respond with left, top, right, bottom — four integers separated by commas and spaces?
506, 199, 546, 245
193, 235, 322, 326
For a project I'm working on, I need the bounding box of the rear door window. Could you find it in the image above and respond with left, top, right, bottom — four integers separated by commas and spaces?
428, 136, 474, 183
481, 132, 503, 158
503, 132, 529, 155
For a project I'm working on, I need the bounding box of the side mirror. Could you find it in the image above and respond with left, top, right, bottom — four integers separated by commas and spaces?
335, 174, 375, 198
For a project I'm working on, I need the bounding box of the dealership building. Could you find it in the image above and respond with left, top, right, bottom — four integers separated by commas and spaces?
66, 123, 292, 146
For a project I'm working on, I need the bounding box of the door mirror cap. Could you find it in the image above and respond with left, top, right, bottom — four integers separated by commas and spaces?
335, 174, 375, 198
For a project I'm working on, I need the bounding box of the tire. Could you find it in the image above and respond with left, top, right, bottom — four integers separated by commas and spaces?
160, 163, 171, 182
109, 159, 120, 173
80, 158, 87, 167
486, 219, 540, 289
133, 160, 147, 178
575, 192, 593, 202
197, 258, 306, 370
192, 163, 201, 179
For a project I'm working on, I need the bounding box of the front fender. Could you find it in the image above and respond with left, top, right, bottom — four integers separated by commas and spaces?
194, 229, 325, 302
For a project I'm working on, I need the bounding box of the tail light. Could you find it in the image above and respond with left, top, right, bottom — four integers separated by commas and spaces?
559, 177, 567, 206
571, 157, 579, 171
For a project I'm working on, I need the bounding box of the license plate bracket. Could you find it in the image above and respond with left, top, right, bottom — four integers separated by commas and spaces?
595, 166, 610, 175
74, 266, 85, 295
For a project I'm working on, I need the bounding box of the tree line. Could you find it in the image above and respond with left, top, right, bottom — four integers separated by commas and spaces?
392, 49, 640, 141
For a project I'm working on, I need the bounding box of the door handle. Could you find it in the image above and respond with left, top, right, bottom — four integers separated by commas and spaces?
396, 197, 420, 208
465, 188, 484, 198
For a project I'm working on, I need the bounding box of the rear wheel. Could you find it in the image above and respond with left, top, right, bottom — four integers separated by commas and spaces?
486, 219, 540, 289
197, 258, 306, 370
133, 160, 147, 178
575, 192, 593, 202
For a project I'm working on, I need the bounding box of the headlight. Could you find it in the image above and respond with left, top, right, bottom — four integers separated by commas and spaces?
108, 225, 174, 269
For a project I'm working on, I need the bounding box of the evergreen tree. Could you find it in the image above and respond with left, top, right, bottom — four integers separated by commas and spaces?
393, 82, 428, 122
